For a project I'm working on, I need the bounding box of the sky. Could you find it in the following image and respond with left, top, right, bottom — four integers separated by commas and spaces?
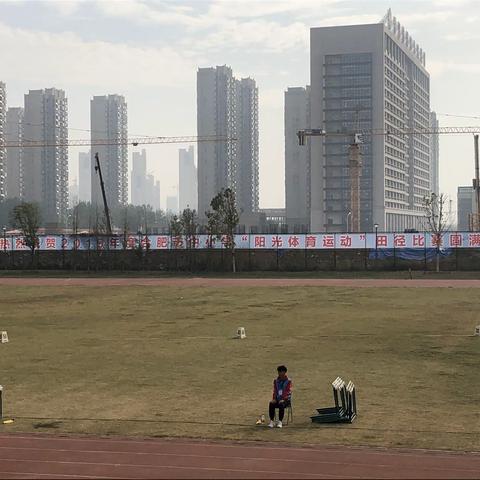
1, 0, 479, 211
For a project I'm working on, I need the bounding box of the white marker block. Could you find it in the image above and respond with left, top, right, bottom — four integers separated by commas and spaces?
475, 326, 480, 336
236, 327, 246, 339
0, 331, 7, 344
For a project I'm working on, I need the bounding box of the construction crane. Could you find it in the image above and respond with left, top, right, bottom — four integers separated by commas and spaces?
94, 153, 113, 236
298, 126, 480, 232
4, 134, 233, 235
5, 134, 234, 148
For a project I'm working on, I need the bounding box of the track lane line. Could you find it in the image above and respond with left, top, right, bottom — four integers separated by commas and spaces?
1, 445, 479, 474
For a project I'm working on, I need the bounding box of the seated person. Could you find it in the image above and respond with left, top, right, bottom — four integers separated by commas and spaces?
268, 365, 292, 428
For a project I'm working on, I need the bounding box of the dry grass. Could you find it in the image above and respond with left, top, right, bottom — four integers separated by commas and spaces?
0, 285, 479, 451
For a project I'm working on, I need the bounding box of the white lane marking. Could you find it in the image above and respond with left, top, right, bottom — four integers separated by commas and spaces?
0, 445, 479, 474
0, 434, 478, 461
0, 458, 353, 479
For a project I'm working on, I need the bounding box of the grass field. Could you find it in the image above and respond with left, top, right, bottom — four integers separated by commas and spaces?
1, 269, 480, 279
0, 285, 479, 451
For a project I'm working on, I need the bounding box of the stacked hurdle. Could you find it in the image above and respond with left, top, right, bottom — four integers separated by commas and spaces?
310, 376, 357, 424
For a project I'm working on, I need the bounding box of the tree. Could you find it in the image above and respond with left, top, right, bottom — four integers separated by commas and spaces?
11, 202, 41, 262
180, 207, 198, 249
169, 214, 183, 249
423, 193, 452, 273
206, 188, 240, 273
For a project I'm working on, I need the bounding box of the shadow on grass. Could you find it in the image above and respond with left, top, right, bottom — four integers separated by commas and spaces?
33, 420, 63, 429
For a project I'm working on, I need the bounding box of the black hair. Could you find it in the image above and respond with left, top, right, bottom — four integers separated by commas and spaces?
277, 365, 287, 373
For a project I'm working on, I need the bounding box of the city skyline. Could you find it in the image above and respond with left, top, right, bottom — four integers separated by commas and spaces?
0, 1, 479, 218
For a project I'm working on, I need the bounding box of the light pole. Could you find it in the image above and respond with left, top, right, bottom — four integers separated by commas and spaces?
374, 223, 379, 259
347, 212, 352, 232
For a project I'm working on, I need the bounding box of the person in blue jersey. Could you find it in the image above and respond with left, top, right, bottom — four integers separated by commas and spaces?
268, 365, 292, 428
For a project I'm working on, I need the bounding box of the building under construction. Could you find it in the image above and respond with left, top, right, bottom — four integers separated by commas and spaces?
309, 10, 436, 232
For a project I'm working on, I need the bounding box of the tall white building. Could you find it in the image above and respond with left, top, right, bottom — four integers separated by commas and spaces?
0, 82, 5, 200
131, 149, 147, 206
78, 151, 91, 203
23, 88, 69, 225
237, 78, 259, 215
197, 66, 259, 219
5, 107, 24, 199
179, 146, 197, 212
430, 111, 439, 196
310, 10, 431, 232
285, 86, 311, 232
90, 94, 128, 209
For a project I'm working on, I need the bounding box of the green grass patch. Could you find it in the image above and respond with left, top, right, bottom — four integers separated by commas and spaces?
0, 285, 479, 451
1, 269, 480, 279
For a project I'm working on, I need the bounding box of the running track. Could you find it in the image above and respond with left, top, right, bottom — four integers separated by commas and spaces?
0, 434, 479, 479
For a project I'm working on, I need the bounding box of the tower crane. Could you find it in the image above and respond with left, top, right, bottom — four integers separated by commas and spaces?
5, 134, 234, 235
298, 126, 480, 232
5, 134, 233, 148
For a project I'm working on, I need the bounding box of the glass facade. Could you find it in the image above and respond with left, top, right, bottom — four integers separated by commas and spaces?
323, 53, 373, 231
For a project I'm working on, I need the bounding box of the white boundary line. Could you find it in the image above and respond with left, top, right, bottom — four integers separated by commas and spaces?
1, 434, 479, 460
0, 445, 478, 474
0, 458, 350, 479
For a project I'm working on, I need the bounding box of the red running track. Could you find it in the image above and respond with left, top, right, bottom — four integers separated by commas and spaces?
0, 434, 479, 479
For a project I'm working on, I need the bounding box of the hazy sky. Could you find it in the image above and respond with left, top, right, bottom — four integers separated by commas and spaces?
1, 0, 479, 210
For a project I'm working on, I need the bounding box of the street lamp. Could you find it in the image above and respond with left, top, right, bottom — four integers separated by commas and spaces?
347, 212, 352, 232
374, 223, 379, 259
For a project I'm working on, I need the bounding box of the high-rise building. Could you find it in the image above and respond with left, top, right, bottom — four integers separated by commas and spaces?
179, 146, 197, 212
457, 186, 474, 231
430, 111, 439, 196
154, 180, 160, 211
197, 66, 259, 220
69, 178, 79, 208
166, 195, 178, 214
310, 10, 431, 232
131, 149, 160, 209
78, 151, 91, 203
145, 174, 161, 210
90, 94, 128, 209
0, 82, 6, 200
131, 149, 147, 206
285, 86, 311, 232
23, 88, 68, 225
237, 78, 259, 215
5, 107, 24, 199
